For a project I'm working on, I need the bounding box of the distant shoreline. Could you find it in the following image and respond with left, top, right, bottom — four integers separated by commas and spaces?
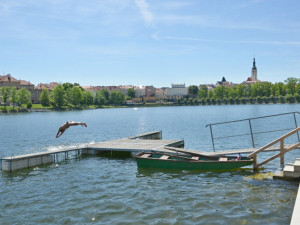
1, 102, 300, 113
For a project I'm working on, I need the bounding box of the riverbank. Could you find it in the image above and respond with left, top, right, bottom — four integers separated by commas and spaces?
1, 101, 300, 113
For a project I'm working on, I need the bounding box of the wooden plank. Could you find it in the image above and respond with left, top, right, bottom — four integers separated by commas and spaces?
219, 157, 228, 161
160, 155, 169, 159
165, 144, 300, 157
140, 154, 151, 158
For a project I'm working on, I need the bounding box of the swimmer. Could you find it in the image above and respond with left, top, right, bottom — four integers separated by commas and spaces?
56, 121, 87, 138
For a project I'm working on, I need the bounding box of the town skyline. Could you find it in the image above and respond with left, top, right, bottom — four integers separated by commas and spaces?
0, 58, 294, 89
1, 1, 300, 87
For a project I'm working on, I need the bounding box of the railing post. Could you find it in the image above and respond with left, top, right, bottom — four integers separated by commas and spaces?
248, 119, 255, 148
253, 154, 258, 171
209, 125, 216, 152
280, 139, 284, 169
293, 113, 300, 142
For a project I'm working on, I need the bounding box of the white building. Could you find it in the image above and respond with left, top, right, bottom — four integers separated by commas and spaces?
135, 86, 146, 97
165, 83, 188, 98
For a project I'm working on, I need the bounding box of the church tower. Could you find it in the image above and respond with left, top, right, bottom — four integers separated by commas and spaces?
251, 58, 257, 82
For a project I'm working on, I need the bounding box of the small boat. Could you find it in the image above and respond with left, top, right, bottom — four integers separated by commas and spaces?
135, 152, 253, 171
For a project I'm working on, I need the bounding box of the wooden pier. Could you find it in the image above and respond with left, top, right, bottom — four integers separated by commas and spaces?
1, 129, 299, 173
0, 131, 184, 172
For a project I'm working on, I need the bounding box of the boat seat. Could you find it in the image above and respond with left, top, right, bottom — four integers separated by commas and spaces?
140, 154, 151, 158
219, 157, 228, 161
191, 156, 199, 160
160, 155, 169, 159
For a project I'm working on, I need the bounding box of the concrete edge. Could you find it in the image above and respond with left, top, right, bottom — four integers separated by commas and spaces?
291, 182, 300, 225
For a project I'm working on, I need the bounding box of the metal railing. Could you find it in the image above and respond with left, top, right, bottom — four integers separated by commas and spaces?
206, 112, 300, 152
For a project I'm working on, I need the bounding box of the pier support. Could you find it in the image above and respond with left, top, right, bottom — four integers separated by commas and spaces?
2, 155, 53, 172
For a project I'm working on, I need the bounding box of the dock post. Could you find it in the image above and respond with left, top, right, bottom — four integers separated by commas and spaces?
280, 139, 285, 169
253, 155, 257, 171
9, 158, 12, 173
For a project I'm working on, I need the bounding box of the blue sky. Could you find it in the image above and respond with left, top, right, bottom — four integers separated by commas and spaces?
1, 0, 300, 87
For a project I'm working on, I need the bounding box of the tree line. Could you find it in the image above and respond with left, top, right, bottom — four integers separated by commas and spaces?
0, 82, 136, 110
1, 77, 300, 110
0, 86, 31, 111
41, 83, 132, 108
187, 77, 300, 104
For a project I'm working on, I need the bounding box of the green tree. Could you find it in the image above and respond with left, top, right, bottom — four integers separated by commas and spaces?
270, 84, 278, 96
100, 89, 110, 104
257, 96, 262, 104
63, 82, 74, 91
70, 86, 83, 106
188, 85, 199, 97
295, 93, 300, 103
235, 84, 245, 98
206, 98, 211, 105
214, 86, 225, 99
245, 85, 252, 98
94, 91, 105, 106
285, 77, 299, 95
83, 91, 94, 105
241, 97, 247, 104
27, 102, 32, 109
10, 87, 17, 109
227, 88, 236, 99
208, 89, 214, 99
39, 88, 50, 106
110, 91, 125, 105
127, 88, 136, 99
251, 83, 264, 97
279, 95, 285, 103
53, 84, 66, 108
263, 96, 269, 104
198, 85, 208, 99
17, 88, 31, 108
0, 86, 10, 109
274, 82, 286, 96
262, 82, 272, 97
286, 94, 295, 103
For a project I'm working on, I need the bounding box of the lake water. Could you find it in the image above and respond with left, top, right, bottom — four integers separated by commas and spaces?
0, 104, 299, 224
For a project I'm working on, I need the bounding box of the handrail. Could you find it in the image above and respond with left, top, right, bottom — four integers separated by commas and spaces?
206, 111, 300, 151
247, 126, 300, 169
248, 127, 300, 157
206, 112, 300, 127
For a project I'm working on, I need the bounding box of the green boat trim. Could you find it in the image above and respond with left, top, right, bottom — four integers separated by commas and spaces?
135, 152, 253, 171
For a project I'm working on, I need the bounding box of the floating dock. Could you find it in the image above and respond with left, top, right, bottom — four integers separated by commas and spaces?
0, 131, 184, 172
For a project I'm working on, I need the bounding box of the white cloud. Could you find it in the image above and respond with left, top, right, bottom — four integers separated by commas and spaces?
134, 0, 153, 26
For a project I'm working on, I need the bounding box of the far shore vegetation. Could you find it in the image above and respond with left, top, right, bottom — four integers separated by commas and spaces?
0, 77, 300, 113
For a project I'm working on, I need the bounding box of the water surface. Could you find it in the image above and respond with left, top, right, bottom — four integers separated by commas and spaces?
0, 104, 299, 224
